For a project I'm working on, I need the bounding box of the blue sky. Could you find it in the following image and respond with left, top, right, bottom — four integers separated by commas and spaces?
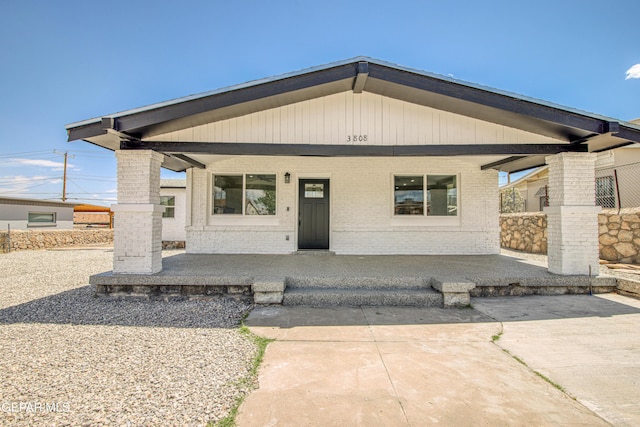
1, 0, 638, 205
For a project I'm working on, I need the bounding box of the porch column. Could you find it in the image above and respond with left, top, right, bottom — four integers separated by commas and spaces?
544, 152, 600, 275
112, 150, 164, 274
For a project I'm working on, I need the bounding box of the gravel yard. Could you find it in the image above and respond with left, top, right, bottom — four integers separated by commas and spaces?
0, 248, 256, 426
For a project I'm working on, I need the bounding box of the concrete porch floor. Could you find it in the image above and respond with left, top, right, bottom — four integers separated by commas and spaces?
90, 250, 618, 302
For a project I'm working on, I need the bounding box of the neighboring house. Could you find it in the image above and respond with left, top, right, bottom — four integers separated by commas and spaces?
160, 179, 186, 242
502, 143, 640, 212
74, 204, 112, 228
66, 57, 640, 276
0, 197, 76, 230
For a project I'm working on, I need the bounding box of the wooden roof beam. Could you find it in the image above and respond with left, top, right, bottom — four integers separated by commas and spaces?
352, 61, 369, 93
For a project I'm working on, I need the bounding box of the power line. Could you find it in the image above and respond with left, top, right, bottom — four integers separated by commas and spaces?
0, 176, 60, 183
0, 178, 63, 192
66, 175, 116, 182
0, 149, 58, 158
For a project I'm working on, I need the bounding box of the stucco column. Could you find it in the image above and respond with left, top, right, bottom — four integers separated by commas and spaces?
544, 152, 600, 275
112, 150, 164, 274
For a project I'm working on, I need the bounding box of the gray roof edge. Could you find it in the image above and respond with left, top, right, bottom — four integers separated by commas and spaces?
65, 56, 637, 134
0, 196, 80, 207
160, 179, 186, 188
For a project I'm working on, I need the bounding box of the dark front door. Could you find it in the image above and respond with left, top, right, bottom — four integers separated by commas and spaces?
298, 179, 330, 250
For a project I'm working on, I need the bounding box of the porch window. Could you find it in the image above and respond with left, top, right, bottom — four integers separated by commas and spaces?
394, 174, 458, 216
427, 175, 457, 216
213, 174, 276, 215
160, 196, 175, 218
246, 174, 276, 215
394, 176, 424, 215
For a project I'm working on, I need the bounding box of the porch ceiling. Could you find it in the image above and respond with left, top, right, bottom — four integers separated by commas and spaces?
66, 57, 640, 173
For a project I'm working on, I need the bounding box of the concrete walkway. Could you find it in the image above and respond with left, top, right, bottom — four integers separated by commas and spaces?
238, 294, 640, 426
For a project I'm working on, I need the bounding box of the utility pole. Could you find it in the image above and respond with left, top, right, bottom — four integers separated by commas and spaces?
53, 150, 74, 202
62, 151, 68, 201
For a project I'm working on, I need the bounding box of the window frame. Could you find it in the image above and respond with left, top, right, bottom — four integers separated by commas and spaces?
27, 211, 57, 227
595, 175, 616, 208
393, 174, 425, 216
392, 173, 459, 219
212, 173, 277, 217
160, 195, 176, 218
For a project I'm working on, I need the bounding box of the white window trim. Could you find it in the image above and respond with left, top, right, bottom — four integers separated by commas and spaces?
160, 195, 176, 219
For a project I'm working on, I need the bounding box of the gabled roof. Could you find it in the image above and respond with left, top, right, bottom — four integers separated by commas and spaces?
66, 57, 640, 173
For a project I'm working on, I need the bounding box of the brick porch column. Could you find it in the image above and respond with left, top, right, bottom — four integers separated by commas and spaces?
544, 152, 600, 275
112, 150, 164, 274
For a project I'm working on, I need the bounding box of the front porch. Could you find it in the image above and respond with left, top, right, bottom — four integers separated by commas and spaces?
90, 250, 617, 307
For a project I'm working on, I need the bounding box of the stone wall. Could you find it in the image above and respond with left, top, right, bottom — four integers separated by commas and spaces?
0, 229, 113, 252
500, 213, 547, 254
598, 208, 640, 264
500, 207, 640, 264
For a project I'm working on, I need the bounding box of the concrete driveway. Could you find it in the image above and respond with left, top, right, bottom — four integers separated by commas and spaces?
238, 294, 640, 426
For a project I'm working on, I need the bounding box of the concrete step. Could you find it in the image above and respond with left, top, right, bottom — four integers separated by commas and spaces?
285, 276, 429, 290
283, 287, 443, 307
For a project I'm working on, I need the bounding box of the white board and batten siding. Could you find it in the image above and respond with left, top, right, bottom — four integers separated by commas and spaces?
147, 91, 563, 146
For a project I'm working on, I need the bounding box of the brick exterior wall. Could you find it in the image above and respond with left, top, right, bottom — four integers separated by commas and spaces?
186, 156, 499, 255
112, 151, 164, 274
544, 153, 600, 275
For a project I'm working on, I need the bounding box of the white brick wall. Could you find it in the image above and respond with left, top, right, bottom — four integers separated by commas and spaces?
160, 186, 186, 241
545, 153, 600, 275
546, 152, 597, 207
186, 156, 499, 255
113, 151, 164, 274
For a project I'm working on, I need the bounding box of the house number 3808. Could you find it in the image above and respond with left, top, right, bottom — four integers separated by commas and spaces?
347, 135, 368, 142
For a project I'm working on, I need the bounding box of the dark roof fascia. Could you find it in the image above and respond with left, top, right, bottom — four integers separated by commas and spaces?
481, 156, 548, 173
68, 121, 107, 142
366, 62, 608, 138
67, 60, 360, 142
616, 123, 640, 144
118, 62, 357, 134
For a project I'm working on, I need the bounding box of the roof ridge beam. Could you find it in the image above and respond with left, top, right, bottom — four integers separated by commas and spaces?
352, 61, 369, 93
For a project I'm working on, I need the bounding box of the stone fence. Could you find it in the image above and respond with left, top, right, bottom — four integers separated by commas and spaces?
0, 229, 114, 252
500, 213, 547, 254
598, 209, 640, 264
500, 208, 640, 264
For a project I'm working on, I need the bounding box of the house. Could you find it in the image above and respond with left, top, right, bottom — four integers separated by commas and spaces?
500, 166, 550, 213
0, 197, 76, 230
502, 142, 640, 212
65, 57, 640, 276
160, 179, 186, 243
73, 204, 113, 228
